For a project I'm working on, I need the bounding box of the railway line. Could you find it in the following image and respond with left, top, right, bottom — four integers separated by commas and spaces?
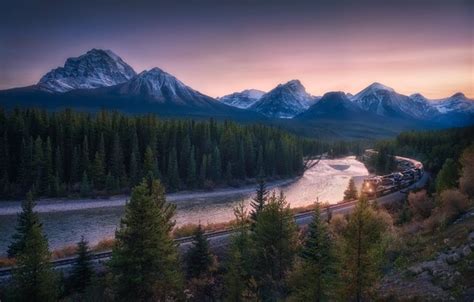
0, 153, 427, 279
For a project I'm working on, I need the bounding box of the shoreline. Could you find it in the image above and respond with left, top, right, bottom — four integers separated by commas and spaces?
0, 174, 301, 216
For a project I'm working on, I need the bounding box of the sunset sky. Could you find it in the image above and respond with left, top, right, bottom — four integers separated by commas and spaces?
1, 0, 472, 98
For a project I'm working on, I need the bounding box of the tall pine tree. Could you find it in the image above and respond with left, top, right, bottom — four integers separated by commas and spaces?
11, 192, 57, 301
110, 178, 182, 301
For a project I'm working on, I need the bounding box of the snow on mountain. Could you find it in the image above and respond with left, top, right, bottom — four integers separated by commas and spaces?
116, 67, 222, 108
430, 93, 474, 114
350, 82, 438, 120
250, 80, 314, 118
218, 89, 265, 109
38, 49, 136, 93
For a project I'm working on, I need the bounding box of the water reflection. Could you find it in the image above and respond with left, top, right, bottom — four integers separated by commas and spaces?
0, 156, 368, 254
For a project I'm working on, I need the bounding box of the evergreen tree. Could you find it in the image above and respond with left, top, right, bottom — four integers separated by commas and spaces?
256, 145, 264, 177
224, 203, 255, 301
110, 133, 125, 179
19, 137, 34, 191
42, 137, 54, 195
8, 192, 40, 258
339, 196, 388, 301
186, 224, 217, 301
54, 146, 63, 181
32, 137, 44, 193
110, 178, 182, 301
70, 146, 80, 184
186, 146, 197, 188
249, 178, 268, 225
210, 146, 222, 181
70, 236, 94, 293
80, 135, 90, 176
435, 158, 459, 193
186, 225, 213, 279
167, 147, 180, 190
343, 177, 358, 201
129, 149, 140, 186
289, 204, 334, 301
143, 145, 159, 179
129, 130, 141, 186
91, 151, 106, 190
252, 191, 298, 300
225, 162, 233, 184
80, 172, 91, 197
0, 131, 10, 196
0, 131, 9, 180
11, 192, 57, 301
0, 108, 309, 199
199, 154, 208, 184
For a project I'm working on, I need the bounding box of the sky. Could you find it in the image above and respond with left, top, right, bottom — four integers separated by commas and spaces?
0, 0, 472, 98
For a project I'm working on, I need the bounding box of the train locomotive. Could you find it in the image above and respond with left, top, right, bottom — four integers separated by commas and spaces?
361, 154, 423, 198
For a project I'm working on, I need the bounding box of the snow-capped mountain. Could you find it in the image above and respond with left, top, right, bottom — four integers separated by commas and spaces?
116, 67, 217, 106
349, 82, 439, 120
250, 80, 315, 118
38, 49, 136, 92
430, 93, 474, 114
218, 89, 265, 109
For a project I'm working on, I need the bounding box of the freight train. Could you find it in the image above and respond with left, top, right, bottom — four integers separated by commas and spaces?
361, 151, 424, 197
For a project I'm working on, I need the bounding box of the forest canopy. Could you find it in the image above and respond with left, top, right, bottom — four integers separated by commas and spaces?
0, 108, 323, 199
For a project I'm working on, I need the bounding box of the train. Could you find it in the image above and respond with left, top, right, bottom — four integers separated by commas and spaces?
361, 151, 424, 198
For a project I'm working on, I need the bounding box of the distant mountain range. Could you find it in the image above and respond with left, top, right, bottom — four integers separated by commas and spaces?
0, 48, 473, 138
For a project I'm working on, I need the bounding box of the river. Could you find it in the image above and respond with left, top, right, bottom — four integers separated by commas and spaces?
0, 156, 368, 255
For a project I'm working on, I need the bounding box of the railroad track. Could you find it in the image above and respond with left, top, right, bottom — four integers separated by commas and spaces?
0, 158, 427, 279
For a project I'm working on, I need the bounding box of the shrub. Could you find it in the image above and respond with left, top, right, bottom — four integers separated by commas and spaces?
439, 189, 471, 221
408, 190, 434, 220
459, 146, 474, 198
329, 214, 347, 237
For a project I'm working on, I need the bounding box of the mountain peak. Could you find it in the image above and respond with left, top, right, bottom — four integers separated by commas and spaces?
451, 92, 466, 99
38, 48, 136, 93
219, 89, 265, 109
250, 79, 313, 118
366, 82, 395, 92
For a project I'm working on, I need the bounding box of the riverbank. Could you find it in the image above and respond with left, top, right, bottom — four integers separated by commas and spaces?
0, 176, 299, 215
0, 157, 369, 255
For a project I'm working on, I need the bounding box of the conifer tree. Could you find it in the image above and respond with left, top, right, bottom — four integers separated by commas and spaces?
91, 151, 106, 190
70, 146, 80, 184
199, 155, 208, 184
8, 192, 40, 258
339, 196, 388, 301
19, 137, 34, 190
70, 236, 94, 293
186, 146, 197, 188
32, 137, 44, 192
80, 135, 90, 176
80, 172, 91, 197
186, 225, 213, 279
343, 177, 359, 201
249, 178, 268, 225
289, 204, 334, 301
210, 146, 222, 181
435, 158, 459, 193
252, 191, 298, 300
54, 146, 63, 180
110, 133, 125, 179
11, 192, 57, 301
167, 147, 180, 190
225, 162, 233, 184
186, 224, 217, 301
110, 178, 182, 301
143, 145, 159, 179
225, 203, 255, 301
